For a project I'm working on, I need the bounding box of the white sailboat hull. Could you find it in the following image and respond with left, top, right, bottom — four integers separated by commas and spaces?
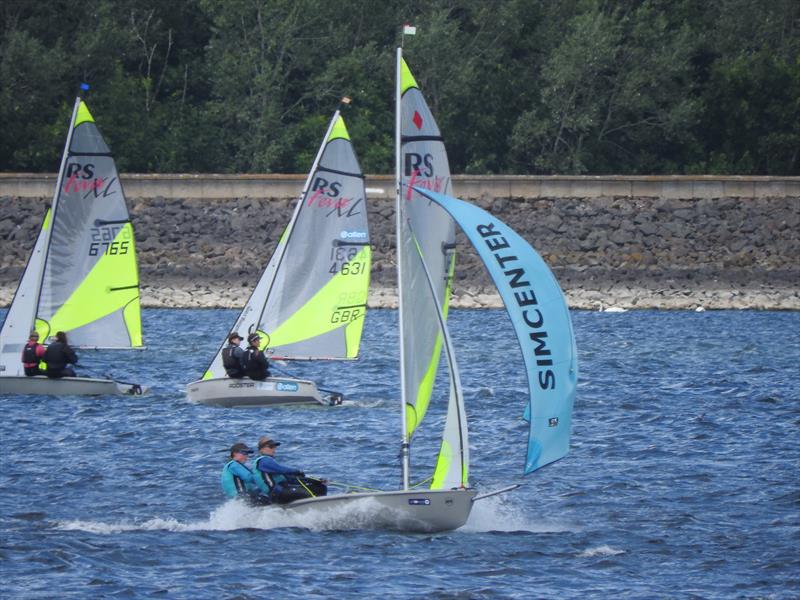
186, 376, 329, 407
283, 488, 477, 532
0, 375, 147, 396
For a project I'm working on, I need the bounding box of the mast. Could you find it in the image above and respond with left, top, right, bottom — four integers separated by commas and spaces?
395, 44, 411, 490
32, 93, 82, 334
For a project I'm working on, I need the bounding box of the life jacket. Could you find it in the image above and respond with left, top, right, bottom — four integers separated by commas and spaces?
44, 342, 76, 371
21, 342, 43, 368
252, 455, 286, 494
220, 460, 251, 499
243, 347, 269, 379
222, 346, 243, 376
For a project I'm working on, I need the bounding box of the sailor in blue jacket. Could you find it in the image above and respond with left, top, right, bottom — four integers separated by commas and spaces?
220, 442, 261, 501
252, 436, 326, 503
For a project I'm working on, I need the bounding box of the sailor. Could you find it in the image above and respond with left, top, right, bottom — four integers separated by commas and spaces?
220, 442, 268, 504
252, 436, 327, 504
43, 331, 77, 378
243, 333, 270, 381
21, 330, 47, 376
222, 332, 246, 378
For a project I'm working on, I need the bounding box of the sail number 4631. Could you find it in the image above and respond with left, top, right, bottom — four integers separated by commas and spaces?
329, 246, 365, 275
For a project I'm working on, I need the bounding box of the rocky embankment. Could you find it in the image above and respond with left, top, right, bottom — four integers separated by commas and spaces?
1, 194, 798, 310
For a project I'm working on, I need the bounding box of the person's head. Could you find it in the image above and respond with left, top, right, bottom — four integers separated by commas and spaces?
228, 332, 243, 345
229, 442, 253, 463
55, 331, 67, 344
28, 331, 40, 343
247, 333, 261, 348
258, 436, 280, 455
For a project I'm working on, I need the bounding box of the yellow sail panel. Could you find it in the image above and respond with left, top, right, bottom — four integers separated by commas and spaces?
123, 296, 142, 347
344, 306, 367, 358
44, 224, 141, 344
34, 318, 50, 341
327, 115, 350, 142
406, 250, 455, 436
74, 101, 95, 126
400, 58, 419, 94
267, 247, 370, 352
431, 439, 452, 490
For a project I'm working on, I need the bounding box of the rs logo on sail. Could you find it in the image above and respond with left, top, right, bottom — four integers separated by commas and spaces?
476, 221, 556, 391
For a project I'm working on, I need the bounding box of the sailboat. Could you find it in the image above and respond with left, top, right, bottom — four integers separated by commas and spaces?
0, 92, 146, 396
281, 48, 577, 532
186, 106, 371, 407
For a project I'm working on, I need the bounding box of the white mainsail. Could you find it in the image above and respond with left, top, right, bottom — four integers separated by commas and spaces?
202, 111, 371, 380
0, 96, 142, 379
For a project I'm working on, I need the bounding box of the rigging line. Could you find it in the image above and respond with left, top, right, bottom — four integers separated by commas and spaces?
410, 476, 432, 489
296, 478, 317, 498
323, 480, 384, 493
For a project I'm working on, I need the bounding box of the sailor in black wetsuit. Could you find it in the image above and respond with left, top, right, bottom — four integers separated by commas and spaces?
243, 333, 270, 381
221, 332, 245, 378
43, 331, 78, 378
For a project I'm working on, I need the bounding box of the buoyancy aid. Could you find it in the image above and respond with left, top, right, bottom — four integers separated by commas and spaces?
220, 460, 252, 498
243, 347, 269, 380
252, 455, 281, 494
222, 345, 244, 376
22, 342, 44, 368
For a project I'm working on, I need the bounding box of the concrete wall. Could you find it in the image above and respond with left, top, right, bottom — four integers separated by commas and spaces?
1, 175, 798, 309
1, 173, 798, 200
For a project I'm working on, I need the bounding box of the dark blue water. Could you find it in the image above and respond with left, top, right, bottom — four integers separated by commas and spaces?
1, 308, 798, 598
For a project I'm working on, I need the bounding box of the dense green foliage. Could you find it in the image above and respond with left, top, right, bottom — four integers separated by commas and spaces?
1, 0, 797, 174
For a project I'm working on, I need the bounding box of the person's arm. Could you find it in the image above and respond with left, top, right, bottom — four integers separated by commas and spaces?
257, 455, 302, 476
36, 345, 46, 358
67, 346, 78, 364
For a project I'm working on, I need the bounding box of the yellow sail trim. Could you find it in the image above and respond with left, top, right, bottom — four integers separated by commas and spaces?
327, 116, 350, 142
42, 224, 142, 345
75, 101, 95, 126
407, 248, 455, 436
400, 58, 419, 94
431, 439, 452, 489
42, 207, 52, 230
35, 318, 50, 341
202, 369, 213, 380
266, 247, 371, 352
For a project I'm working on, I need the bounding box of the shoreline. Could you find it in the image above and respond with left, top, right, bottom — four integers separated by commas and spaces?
3, 284, 795, 311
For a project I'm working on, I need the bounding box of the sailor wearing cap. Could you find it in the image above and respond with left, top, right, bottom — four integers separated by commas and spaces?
243, 333, 271, 381
221, 332, 245, 378
220, 442, 261, 500
252, 436, 327, 503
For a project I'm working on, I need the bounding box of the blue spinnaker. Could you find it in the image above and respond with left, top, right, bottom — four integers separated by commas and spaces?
413, 188, 578, 474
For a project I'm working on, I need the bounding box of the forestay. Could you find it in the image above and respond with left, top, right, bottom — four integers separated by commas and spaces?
202, 113, 370, 379
414, 188, 579, 474
396, 55, 456, 439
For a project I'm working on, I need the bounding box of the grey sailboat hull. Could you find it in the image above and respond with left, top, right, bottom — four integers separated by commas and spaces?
186, 376, 328, 407
0, 375, 147, 396
283, 488, 477, 532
